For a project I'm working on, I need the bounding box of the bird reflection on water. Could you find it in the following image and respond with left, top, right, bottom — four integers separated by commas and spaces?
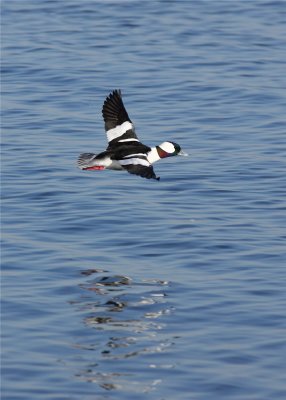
69, 268, 176, 395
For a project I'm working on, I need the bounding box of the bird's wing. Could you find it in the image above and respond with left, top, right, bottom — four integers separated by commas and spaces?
102, 90, 139, 147
116, 153, 160, 180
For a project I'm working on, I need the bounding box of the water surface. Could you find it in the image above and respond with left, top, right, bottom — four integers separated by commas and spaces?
2, 1, 286, 399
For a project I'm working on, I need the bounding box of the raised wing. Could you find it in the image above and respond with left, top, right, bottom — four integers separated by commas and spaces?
102, 90, 139, 147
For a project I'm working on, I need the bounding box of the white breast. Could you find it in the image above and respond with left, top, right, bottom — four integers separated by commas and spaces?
147, 147, 160, 164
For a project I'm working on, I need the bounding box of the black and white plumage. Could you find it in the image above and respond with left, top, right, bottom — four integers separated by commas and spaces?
77, 90, 187, 180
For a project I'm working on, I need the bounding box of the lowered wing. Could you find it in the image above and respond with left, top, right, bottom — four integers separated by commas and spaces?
115, 152, 160, 181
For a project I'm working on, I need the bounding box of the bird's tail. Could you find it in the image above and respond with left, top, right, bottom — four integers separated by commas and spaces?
77, 153, 98, 170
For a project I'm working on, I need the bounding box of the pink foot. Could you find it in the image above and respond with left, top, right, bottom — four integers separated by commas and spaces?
84, 166, 105, 171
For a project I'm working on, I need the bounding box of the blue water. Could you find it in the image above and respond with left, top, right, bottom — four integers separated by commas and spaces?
2, 1, 286, 399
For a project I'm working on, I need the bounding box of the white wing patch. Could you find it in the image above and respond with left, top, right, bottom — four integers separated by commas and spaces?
118, 138, 139, 143
119, 158, 150, 167
123, 153, 147, 158
106, 121, 133, 143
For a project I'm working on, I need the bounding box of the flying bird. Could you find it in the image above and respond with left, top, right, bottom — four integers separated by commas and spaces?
77, 90, 187, 180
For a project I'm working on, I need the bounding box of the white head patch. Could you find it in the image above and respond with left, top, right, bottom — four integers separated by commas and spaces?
159, 142, 175, 154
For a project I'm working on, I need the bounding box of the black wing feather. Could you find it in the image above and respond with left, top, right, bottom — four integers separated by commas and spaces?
123, 164, 160, 180
102, 90, 132, 131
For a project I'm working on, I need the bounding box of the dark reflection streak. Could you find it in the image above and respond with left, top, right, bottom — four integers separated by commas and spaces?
69, 268, 176, 394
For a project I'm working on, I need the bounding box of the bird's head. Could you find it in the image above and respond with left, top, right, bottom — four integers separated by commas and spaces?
156, 141, 188, 159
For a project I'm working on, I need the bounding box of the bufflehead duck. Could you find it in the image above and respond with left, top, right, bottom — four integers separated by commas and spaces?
77, 90, 187, 180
